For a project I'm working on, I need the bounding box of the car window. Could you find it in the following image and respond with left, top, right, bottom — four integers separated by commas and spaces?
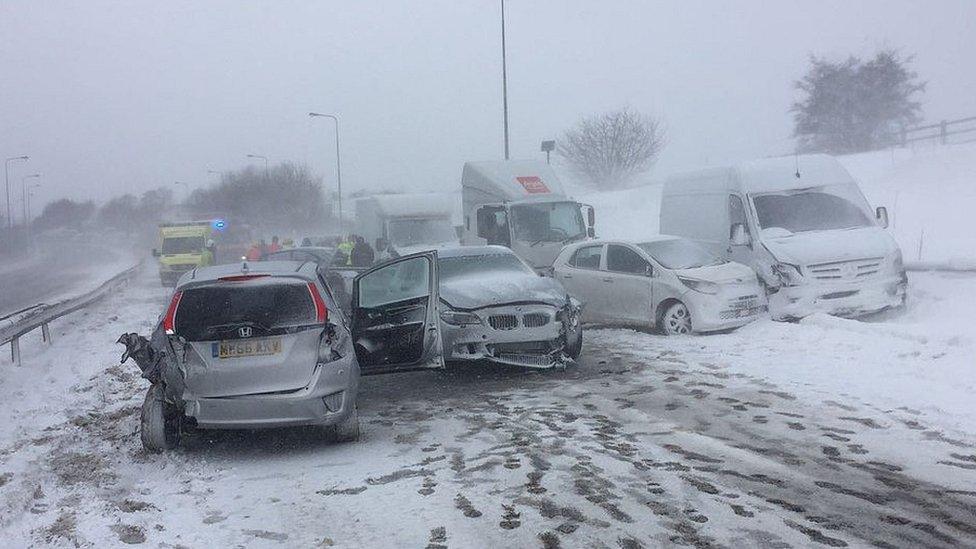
162, 236, 205, 255
174, 280, 316, 342
570, 245, 602, 269
263, 250, 292, 261
606, 245, 650, 274
358, 255, 430, 308
638, 239, 724, 269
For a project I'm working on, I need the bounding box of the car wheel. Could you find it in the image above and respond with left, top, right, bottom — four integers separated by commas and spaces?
661, 301, 693, 336
564, 319, 583, 361
141, 384, 181, 452
326, 406, 360, 443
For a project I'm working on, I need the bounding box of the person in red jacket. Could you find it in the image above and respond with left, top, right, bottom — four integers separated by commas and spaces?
245, 242, 262, 261
268, 235, 281, 253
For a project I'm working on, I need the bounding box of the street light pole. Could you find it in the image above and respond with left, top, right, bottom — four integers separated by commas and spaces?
174, 181, 189, 202
501, 0, 510, 160
246, 154, 269, 179
26, 183, 40, 252
4, 155, 29, 228
308, 112, 344, 235
21, 173, 40, 225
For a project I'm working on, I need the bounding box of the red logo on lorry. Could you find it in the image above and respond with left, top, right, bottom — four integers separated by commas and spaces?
516, 176, 550, 194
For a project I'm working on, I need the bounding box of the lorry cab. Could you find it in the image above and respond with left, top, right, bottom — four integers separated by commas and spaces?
460, 160, 595, 272
660, 154, 907, 319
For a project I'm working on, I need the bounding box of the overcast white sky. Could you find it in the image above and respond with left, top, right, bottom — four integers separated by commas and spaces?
1, 0, 974, 213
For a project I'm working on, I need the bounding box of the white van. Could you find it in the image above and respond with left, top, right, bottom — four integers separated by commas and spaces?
660, 154, 907, 319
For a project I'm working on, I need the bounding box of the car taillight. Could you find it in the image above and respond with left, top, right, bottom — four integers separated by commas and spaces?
163, 291, 183, 334
307, 282, 328, 323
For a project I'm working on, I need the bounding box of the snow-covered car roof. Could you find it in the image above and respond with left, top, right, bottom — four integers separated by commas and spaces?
665, 153, 856, 195
176, 261, 319, 287
435, 245, 514, 259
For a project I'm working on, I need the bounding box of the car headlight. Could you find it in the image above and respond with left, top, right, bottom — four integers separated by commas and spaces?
439, 310, 482, 326
771, 262, 803, 287
678, 277, 719, 294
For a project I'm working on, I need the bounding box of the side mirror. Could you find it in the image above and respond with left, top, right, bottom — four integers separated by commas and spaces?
644, 264, 654, 277
730, 223, 751, 246
587, 206, 595, 227
151, 248, 160, 257
587, 227, 595, 238
876, 206, 889, 229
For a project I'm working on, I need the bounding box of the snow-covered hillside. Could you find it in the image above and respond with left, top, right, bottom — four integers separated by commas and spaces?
579, 141, 976, 264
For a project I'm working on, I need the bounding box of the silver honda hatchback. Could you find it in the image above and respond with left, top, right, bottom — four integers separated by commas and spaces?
126, 261, 360, 452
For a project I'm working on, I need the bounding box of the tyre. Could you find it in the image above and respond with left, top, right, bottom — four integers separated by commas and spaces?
325, 406, 360, 443
660, 301, 693, 336
562, 307, 583, 361
141, 384, 181, 452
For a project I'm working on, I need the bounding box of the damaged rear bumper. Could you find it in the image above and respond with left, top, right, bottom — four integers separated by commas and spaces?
182, 354, 359, 430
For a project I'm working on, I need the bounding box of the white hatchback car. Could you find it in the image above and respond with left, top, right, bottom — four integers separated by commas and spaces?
553, 237, 765, 334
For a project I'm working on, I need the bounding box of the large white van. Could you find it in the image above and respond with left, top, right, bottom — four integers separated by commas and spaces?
660, 154, 907, 319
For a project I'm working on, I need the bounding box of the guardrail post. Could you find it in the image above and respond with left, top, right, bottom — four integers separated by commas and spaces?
42, 323, 51, 344
940, 120, 948, 145
11, 337, 21, 367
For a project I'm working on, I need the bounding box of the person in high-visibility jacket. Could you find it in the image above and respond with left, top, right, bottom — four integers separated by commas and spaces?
336, 236, 354, 266
201, 239, 217, 266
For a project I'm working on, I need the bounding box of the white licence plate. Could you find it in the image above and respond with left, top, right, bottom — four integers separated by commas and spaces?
213, 338, 282, 359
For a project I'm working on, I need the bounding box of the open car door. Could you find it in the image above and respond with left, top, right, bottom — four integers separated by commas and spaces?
351, 251, 444, 375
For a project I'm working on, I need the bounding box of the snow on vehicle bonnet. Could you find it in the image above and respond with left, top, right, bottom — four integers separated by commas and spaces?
436, 246, 568, 309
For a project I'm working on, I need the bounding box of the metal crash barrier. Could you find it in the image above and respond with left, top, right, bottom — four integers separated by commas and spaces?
1, 262, 142, 367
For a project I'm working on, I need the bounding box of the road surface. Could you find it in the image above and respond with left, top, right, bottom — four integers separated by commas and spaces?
0, 268, 973, 547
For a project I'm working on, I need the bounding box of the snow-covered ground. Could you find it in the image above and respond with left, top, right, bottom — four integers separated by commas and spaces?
1, 266, 975, 547
0, 144, 974, 547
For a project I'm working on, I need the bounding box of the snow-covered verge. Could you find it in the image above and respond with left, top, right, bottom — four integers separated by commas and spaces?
844, 142, 976, 266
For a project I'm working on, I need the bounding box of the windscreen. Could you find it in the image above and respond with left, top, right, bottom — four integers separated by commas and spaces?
638, 239, 724, 270
162, 236, 205, 255
437, 252, 534, 281
388, 218, 456, 247
750, 183, 873, 235
510, 202, 586, 244
174, 280, 316, 341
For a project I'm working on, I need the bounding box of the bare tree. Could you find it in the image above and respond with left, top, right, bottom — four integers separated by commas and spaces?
186, 162, 329, 230
558, 107, 666, 189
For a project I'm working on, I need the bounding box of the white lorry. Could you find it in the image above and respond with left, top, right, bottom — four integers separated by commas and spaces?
660, 154, 907, 319
460, 160, 595, 271
353, 193, 458, 256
